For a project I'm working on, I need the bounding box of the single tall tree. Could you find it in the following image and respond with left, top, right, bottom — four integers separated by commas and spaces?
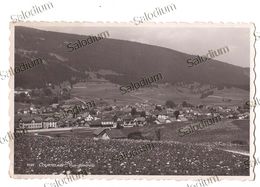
174, 110, 180, 119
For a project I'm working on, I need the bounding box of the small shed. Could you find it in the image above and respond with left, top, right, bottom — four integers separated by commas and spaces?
106, 129, 127, 139
93, 128, 109, 140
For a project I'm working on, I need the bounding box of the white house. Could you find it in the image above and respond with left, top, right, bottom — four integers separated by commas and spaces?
85, 114, 94, 121
101, 119, 115, 128
158, 114, 168, 120
19, 116, 43, 129
43, 117, 57, 128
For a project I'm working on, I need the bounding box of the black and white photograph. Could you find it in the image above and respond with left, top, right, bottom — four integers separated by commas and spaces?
10, 22, 255, 179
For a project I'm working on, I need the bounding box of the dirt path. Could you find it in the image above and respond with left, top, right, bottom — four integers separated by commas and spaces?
217, 149, 249, 156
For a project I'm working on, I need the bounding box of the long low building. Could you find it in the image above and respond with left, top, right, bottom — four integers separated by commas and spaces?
16, 116, 57, 129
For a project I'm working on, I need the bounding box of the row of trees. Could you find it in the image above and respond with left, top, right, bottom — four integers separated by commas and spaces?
165, 100, 194, 108
15, 85, 71, 105
130, 105, 180, 120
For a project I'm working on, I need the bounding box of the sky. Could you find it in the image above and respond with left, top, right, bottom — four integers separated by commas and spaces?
30, 24, 251, 68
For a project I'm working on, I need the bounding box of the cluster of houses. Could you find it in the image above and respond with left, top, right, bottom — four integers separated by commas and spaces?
15, 98, 249, 130
14, 101, 184, 130
15, 116, 58, 129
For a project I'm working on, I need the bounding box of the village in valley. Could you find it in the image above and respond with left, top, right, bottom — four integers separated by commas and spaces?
14, 80, 250, 140
12, 25, 252, 176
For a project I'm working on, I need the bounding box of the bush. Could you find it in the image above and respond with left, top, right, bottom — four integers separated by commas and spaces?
128, 132, 144, 140
217, 85, 224, 90
131, 108, 137, 116
165, 100, 176, 108
231, 140, 247, 145
200, 90, 214, 99
174, 110, 180, 119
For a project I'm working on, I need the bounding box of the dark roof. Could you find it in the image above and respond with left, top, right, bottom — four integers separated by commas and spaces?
115, 111, 125, 116
153, 111, 160, 115
101, 118, 114, 122
90, 119, 102, 126
93, 128, 108, 136
122, 116, 133, 121
135, 117, 146, 121
43, 117, 56, 122
106, 129, 127, 139
20, 116, 43, 123
158, 111, 168, 115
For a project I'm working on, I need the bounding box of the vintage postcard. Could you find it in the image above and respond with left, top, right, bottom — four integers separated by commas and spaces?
9, 22, 255, 180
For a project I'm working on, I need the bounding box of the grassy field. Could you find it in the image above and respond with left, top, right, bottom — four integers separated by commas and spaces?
14, 135, 249, 175
35, 119, 249, 154
14, 115, 249, 175
71, 81, 249, 106
39, 128, 95, 138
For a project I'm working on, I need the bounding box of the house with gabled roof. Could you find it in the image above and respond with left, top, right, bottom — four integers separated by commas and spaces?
101, 117, 116, 128
89, 119, 102, 127
122, 115, 135, 127
134, 117, 146, 126
85, 114, 94, 121
93, 128, 109, 140
19, 116, 43, 129
43, 117, 57, 128
157, 111, 168, 120
106, 129, 127, 139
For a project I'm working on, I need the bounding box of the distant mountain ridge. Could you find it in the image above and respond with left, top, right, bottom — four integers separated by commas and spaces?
14, 26, 249, 90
